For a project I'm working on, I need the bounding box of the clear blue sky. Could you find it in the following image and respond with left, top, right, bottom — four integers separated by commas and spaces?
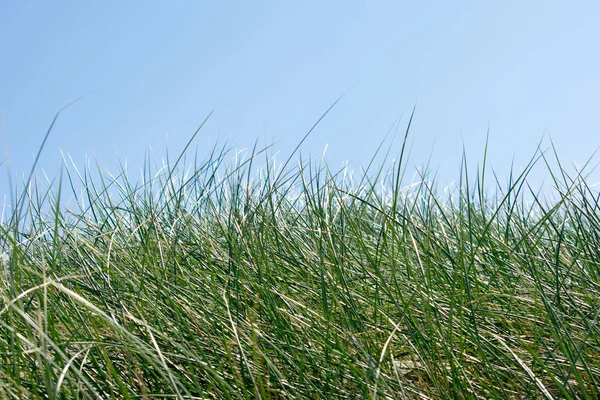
2, 1, 599, 198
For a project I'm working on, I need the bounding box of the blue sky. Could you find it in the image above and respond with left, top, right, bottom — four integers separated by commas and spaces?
1, 1, 599, 198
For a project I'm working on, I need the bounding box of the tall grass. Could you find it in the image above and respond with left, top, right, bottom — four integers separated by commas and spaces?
1, 115, 600, 399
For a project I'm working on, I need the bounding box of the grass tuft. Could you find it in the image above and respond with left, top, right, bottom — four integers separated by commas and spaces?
1, 116, 600, 399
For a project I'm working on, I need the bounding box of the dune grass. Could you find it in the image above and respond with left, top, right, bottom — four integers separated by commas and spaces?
1, 115, 600, 399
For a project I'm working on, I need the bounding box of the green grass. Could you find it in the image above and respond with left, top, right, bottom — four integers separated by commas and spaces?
1, 116, 600, 399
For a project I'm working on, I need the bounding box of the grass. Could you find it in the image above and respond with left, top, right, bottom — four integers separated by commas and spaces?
1, 113, 600, 399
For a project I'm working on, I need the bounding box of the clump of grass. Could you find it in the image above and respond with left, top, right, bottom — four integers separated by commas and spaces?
1, 114, 600, 399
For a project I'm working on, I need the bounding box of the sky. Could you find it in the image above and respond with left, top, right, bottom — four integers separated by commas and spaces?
1, 1, 599, 200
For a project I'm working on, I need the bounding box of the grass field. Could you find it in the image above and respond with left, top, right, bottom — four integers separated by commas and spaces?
1, 116, 600, 398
